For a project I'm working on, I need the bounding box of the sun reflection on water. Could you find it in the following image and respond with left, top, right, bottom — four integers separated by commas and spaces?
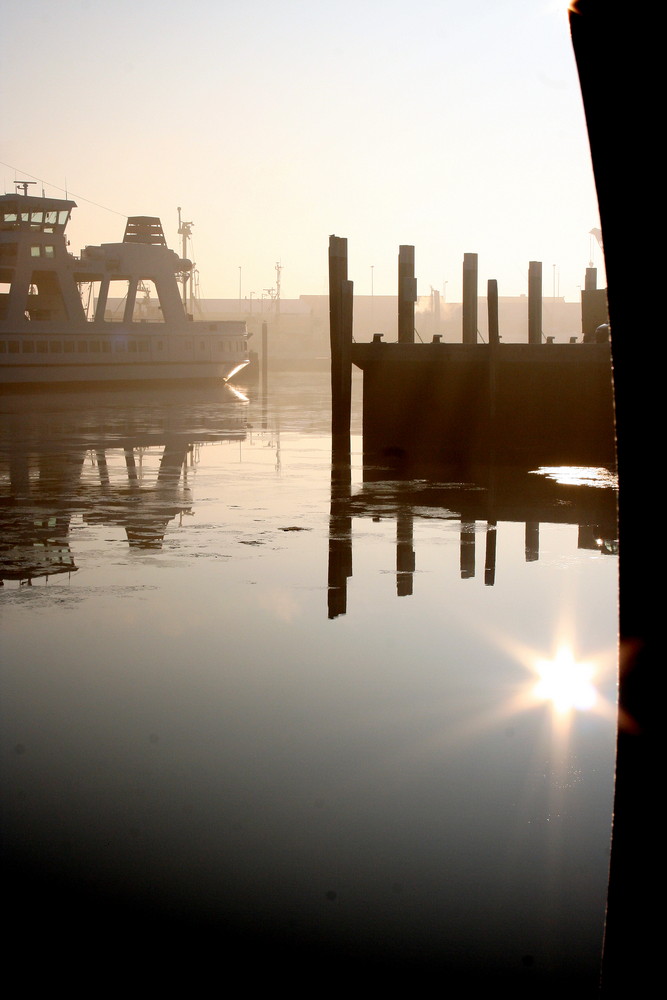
533, 646, 598, 714
531, 466, 618, 489
507, 634, 617, 733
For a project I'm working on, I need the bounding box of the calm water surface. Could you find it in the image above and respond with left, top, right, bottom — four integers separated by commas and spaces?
1, 371, 618, 990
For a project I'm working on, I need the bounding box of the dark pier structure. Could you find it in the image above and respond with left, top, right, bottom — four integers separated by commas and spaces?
329, 237, 614, 472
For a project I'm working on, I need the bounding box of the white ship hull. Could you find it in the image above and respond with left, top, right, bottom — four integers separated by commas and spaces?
0, 358, 249, 386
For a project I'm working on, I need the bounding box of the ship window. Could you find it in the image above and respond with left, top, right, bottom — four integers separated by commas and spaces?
77, 341, 88, 353
50, 341, 62, 353
2, 211, 18, 223
102, 341, 111, 352
0, 341, 6, 352
58, 211, 69, 225
30, 212, 44, 225
138, 340, 150, 352
37, 341, 48, 353
22, 340, 34, 353
157, 340, 164, 350
216, 340, 223, 351
128, 341, 137, 352
31, 245, 41, 257
44, 246, 55, 258
89, 340, 100, 353
200, 340, 206, 351
45, 211, 58, 225
64, 341, 75, 353
9, 341, 20, 353
115, 341, 127, 352
132, 279, 162, 322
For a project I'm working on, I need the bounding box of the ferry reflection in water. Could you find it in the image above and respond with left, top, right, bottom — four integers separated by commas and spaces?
1, 372, 617, 991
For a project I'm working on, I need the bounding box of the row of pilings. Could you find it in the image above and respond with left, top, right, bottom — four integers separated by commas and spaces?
329, 235, 613, 471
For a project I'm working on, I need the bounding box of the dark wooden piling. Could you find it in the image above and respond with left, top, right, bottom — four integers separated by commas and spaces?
261, 321, 268, 388
581, 267, 609, 341
487, 279, 500, 346
329, 235, 353, 472
528, 261, 542, 344
261, 321, 268, 429
487, 279, 500, 448
328, 233, 353, 614
462, 253, 478, 344
398, 245, 416, 344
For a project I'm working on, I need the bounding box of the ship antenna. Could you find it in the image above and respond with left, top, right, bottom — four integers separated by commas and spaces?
14, 180, 36, 196
177, 207, 194, 311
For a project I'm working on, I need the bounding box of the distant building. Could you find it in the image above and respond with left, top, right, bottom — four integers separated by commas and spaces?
105, 288, 605, 368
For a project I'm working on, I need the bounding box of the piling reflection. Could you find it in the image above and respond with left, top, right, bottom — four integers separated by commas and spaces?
328, 463, 617, 618
0, 384, 248, 583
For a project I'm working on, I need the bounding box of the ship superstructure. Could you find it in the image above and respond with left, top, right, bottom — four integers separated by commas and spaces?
0, 188, 249, 385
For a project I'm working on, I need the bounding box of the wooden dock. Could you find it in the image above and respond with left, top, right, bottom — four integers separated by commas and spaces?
329, 236, 615, 471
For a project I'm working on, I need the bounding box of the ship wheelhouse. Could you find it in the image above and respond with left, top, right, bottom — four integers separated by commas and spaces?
1, 193, 79, 326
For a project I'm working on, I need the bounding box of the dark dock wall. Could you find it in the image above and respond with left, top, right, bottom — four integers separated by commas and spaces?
355, 341, 614, 468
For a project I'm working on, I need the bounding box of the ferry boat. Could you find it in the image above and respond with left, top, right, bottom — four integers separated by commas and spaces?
0, 185, 250, 386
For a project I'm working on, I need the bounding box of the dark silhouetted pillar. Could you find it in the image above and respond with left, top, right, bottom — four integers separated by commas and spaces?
329, 235, 352, 475
398, 245, 416, 344
462, 253, 478, 344
528, 261, 542, 344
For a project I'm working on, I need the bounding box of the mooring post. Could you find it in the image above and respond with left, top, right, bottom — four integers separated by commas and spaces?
261, 320, 269, 429
487, 278, 500, 441
462, 253, 478, 344
398, 245, 416, 344
261, 321, 268, 389
487, 279, 499, 346
329, 235, 352, 472
528, 261, 543, 344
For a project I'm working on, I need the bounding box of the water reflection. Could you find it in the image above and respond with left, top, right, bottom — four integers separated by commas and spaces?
328, 465, 617, 617
1, 373, 617, 990
1, 384, 248, 582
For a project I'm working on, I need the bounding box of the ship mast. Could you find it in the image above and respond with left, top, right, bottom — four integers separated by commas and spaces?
177, 206, 194, 313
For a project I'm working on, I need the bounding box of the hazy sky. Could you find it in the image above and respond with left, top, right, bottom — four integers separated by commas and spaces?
1, 0, 603, 302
